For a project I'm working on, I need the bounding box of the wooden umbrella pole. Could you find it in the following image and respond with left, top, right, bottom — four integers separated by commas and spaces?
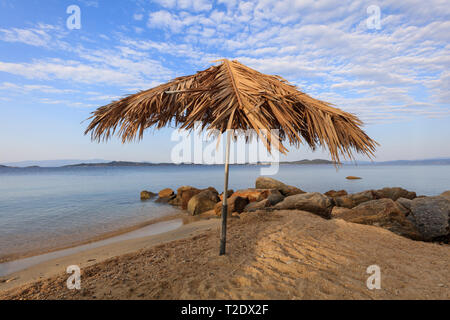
220, 130, 232, 255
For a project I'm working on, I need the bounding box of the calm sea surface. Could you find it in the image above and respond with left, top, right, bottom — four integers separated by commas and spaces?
1, 164, 449, 259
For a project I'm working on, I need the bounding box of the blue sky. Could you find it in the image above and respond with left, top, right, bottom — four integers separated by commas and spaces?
0, 0, 449, 163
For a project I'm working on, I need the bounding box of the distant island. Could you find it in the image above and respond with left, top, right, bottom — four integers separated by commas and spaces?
1, 158, 450, 168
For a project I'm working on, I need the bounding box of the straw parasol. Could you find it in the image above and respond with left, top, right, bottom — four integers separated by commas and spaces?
85, 59, 378, 255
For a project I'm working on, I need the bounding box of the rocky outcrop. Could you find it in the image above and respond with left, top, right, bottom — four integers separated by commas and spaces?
408, 196, 450, 241
214, 195, 249, 216
187, 189, 220, 216
255, 177, 305, 196
140, 190, 156, 200
274, 192, 333, 219
332, 198, 422, 240
373, 187, 416, 201
324, 190, 348, 197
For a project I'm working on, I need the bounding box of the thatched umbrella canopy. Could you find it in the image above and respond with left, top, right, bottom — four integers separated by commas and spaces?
85, 59, 378, 254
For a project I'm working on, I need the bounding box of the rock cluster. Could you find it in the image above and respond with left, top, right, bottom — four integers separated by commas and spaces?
140, 180, 450, 243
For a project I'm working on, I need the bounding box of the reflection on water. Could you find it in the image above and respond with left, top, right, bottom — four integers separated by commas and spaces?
0, 164, 449, 259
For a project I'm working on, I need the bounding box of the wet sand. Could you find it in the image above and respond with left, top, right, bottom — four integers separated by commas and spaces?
1, 210, 449, 300
0, 213, 185, 263
0, 216, 220, 292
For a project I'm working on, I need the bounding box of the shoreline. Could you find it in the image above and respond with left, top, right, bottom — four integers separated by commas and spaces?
0, 212, 190, 264
0, 215, 221, 292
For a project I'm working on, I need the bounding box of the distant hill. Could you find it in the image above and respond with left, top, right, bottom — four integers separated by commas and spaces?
281, 159, 334, 165
2, 157, 449, 169
344, 158, 450, 165
1, 159, 107, 168
64, 161, 164, 167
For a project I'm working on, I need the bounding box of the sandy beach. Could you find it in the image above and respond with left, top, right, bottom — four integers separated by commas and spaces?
1, 209, 448, 300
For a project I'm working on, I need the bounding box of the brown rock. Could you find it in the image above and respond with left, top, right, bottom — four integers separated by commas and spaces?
187, 189, 220, 216
346, 176, 362, 180
373, 187, 416, 201
334, 190, 374, 209
332, 198, 422, 240
324, 190, 348, 197
214, 195, 249, 216
171, 186, 202, 209
140, 190, 156, 200
158, 188, 174, 198
255, 177, 305, 196
232, 188, 281, 203
331, 206, 352, 218
274, 192, 333, 219
219, 189, 234, 201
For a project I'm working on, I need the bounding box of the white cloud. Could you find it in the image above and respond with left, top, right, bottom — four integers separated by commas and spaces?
153, 0, 212, 12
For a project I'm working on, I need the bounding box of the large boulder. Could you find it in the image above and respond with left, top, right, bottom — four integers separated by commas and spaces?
255, 177, 305, 196
332, 198, 422, 240
274, 192, 333, 219
408, 196, 450, 241
373, 187, 416, 201
214, 195, 249, 216
170, 186, 202, 209
140, 190, 156, 200
187, 189, 220, 216
232, 188, 282, 203
334, 190, 375, 209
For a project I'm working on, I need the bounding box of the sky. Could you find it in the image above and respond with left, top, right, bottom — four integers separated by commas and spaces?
0, 0, 449, 164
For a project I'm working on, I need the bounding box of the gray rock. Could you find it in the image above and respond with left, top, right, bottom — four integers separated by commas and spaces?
244, 199, 270, 212
267, 193, 284, 205
274, 192, 333, 218
409, 196, 450, 240
396, 197, 412, 210
332, 198, 422, 240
